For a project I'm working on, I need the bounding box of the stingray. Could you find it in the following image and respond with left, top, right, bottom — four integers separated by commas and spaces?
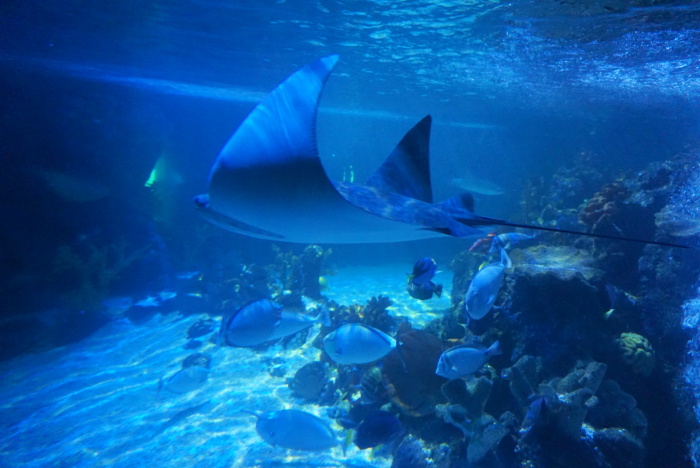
193, 55, 688, 249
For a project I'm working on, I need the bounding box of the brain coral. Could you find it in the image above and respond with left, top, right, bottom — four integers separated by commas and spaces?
616, 332, 656, 377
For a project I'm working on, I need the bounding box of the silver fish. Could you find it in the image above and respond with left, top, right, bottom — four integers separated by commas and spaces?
323, 323, 397, 365
464, 248, 511, 320
221, 299, 330, 347
245, 409, 339, 451
435, 341, 502, 380
158, 366, 210, 394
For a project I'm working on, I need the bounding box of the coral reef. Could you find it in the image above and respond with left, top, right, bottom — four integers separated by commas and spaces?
578, 182, 631, 236
51, 238, 148, 312
502, 246, 608, 372
326, 295, 396, 333
467, 412, 517, 465
269, 244, 332, 300
616, 333, 656, 377
520, 151, 608, 227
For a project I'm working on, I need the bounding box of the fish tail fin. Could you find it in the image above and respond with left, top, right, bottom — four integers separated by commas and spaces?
342, 429, 352, 456
434, 283, 443, 298
499, 247, 512, 269
487, 340, 502, 357
396, 339, 408, 373
317, 306, 332, 328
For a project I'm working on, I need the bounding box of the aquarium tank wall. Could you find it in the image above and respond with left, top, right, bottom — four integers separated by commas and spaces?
1, 1, 700, 467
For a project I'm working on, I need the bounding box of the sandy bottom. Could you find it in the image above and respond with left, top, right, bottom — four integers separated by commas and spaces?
0, 265, 452, 467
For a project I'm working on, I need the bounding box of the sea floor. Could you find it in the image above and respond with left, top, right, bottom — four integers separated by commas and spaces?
0, 265, 453, 468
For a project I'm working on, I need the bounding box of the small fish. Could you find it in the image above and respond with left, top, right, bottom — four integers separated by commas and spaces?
158, 366, 210, 394
464, 248, 511, 320
407, 257, 442, 300
134, 291, 177, 308
324, 323, 397, 365
488, 232, 536, 254
244, 409, 339, 451
435, 340, 502, 380
177, 271, 200, 280
407, 281, 443, 300
134, 296, 161, 308
468, 232, 497, 253
358, 366, 386, 405
354, 410, 404, 449
407, 257, 437, 285
220, 299, 330, 347
158, 290, 177, 301
523, 394, 553, 429
603, 284, 638, 320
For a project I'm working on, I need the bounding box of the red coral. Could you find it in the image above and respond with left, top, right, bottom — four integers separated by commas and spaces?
579, 182, 630, 233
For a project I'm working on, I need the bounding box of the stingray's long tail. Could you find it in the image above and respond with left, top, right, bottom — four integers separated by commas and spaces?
459, 216, 692, 250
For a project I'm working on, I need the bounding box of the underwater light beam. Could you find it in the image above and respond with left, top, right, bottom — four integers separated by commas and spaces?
0, 54, 496, 129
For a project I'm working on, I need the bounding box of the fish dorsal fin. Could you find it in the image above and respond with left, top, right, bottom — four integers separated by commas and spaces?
364, 324, 394, 347
366, 115, 433, 203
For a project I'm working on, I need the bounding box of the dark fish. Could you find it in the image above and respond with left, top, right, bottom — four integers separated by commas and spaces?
354, 410, 404, 449
525, 395, 552, 425
408, 257, 437, 285
407, 280, 442, 300
407, 257, 442, 300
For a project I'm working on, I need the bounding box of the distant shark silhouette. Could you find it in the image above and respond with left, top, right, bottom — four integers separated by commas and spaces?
194, 55, 687, 249
451, 173, 504, 196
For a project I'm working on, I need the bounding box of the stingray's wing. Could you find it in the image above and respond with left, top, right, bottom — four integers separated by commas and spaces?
197, 56, 447, 244
366, 115, 433, 203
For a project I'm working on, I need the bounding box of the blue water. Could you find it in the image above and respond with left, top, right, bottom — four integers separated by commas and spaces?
1, 1, 700, 466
